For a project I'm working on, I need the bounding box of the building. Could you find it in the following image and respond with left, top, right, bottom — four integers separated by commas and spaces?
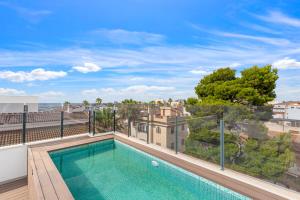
64, 103, 85, 113
0, 96, 38, 113
273, 101, 300, 127
130, 106, 189, 151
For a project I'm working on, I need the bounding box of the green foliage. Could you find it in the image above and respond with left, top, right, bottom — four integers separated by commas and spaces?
186, 65, 294, 184
236, 134, 295, 181
95, 108, 113, 131
194, 65, 278, 106
95, 98, 102, 105
122, 99, 139, 104
185, 97, 198, 105
82, 100, 89, 107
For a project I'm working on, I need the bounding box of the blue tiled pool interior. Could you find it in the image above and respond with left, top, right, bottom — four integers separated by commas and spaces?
50, 139, 251, 200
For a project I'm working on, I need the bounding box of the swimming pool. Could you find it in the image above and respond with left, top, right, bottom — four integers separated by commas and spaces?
50, 139, 251, 200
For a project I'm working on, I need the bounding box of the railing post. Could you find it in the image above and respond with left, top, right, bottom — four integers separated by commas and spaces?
175, 116, 178, 154
93, 110, 96, 136
220, 118, 225, 170
113, 109, 116, 133
60, 111, 64, 138
88, 110, 91, 133
146, 113, 150, 144
22, 112, 27, 144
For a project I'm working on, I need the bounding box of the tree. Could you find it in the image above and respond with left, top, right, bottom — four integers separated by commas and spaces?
96, 98, 102, 106
82, 100, 89, 108
168, 98, 173, 105
63, 101, 70, 106
95, 108, 114, 132
185, 65, 295, 185
194, 65, 278, 106
185, 97, 198, 105
121, 99, 139, 104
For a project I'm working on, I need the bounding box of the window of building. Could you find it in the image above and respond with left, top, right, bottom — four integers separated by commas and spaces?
156, 126, 161, 134
171, 142, 174, 149
171, 126, 174, 134
138, 123, 147, 133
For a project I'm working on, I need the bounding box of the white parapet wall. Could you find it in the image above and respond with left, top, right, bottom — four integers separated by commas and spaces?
0, 144, 27, 183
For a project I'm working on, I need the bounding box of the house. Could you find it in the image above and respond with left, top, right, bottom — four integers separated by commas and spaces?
130, 106, 189, 151
273, 101, 300, 127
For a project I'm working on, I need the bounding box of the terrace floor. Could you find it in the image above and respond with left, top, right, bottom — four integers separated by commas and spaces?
0, 178, 28, 200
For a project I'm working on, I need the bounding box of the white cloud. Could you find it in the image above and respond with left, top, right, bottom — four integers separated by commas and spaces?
123, 85, 174, 93
72, 62, 101, 73
0, 88, 26, 95
38, 91, 65, 98
90, 29, 165, 45
36, 91, 65, 102
0, 68, 67, 82
189, 70, 210, 75
273, 57, 300, 69
256, 11, 300, 27
0, 1, 52, 23
216, 32, 290, 46
229, 62, 241, 68
81, 85, 176, 102
242, 23, 281, 35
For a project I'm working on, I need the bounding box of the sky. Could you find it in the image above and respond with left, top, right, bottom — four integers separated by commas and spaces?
0, 0, 300, 103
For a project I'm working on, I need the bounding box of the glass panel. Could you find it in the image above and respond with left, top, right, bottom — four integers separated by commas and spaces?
115, 104, 130, 135
223, 105, 299, 192
128, 104, 149, 143
26, 111, 61, 142
64, 111, 89, 136
183, 115, 220, 164
94, 107, 114, 133
0, 112, 23, 146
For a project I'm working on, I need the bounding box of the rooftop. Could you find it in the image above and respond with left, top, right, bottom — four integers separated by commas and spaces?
0, 104, 300, 200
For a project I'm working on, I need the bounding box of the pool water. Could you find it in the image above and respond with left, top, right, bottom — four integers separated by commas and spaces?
50, 139, 251, 200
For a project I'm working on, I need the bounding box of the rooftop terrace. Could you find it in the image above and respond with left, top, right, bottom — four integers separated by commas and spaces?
0, 104, 300, 199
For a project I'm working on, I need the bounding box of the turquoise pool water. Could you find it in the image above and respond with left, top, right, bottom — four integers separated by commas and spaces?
50, 139, 251, 200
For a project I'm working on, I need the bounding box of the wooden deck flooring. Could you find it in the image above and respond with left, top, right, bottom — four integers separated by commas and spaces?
28, 134, 114, 200
0, 178, 28, 200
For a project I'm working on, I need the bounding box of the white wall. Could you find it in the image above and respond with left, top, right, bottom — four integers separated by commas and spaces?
286, 106, 300, 120
0, 145, 27, 183
0, 96, 38, 113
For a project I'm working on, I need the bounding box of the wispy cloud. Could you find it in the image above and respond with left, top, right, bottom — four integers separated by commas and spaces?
215, 31, 290, 46
81, 85, 176, 102
0, 88, 26, 95
273, 57, 300, 69
89, 29, 165, 45
189, 70, 211, 75
242, 23, 281, 35
0, 1, 52, 23
0, 68, 67, 82
255, 10, 300, 27
73, 62, 101, 73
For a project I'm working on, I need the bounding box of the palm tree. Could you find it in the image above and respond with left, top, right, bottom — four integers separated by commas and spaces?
96, 98, 102, 106
82, 100, 90, 108
95, 108, 114, 132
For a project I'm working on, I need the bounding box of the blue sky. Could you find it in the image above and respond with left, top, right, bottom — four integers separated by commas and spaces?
0, 0, 300, 103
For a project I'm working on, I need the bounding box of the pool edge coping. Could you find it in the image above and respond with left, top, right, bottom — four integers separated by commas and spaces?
28, 133, 300, 200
